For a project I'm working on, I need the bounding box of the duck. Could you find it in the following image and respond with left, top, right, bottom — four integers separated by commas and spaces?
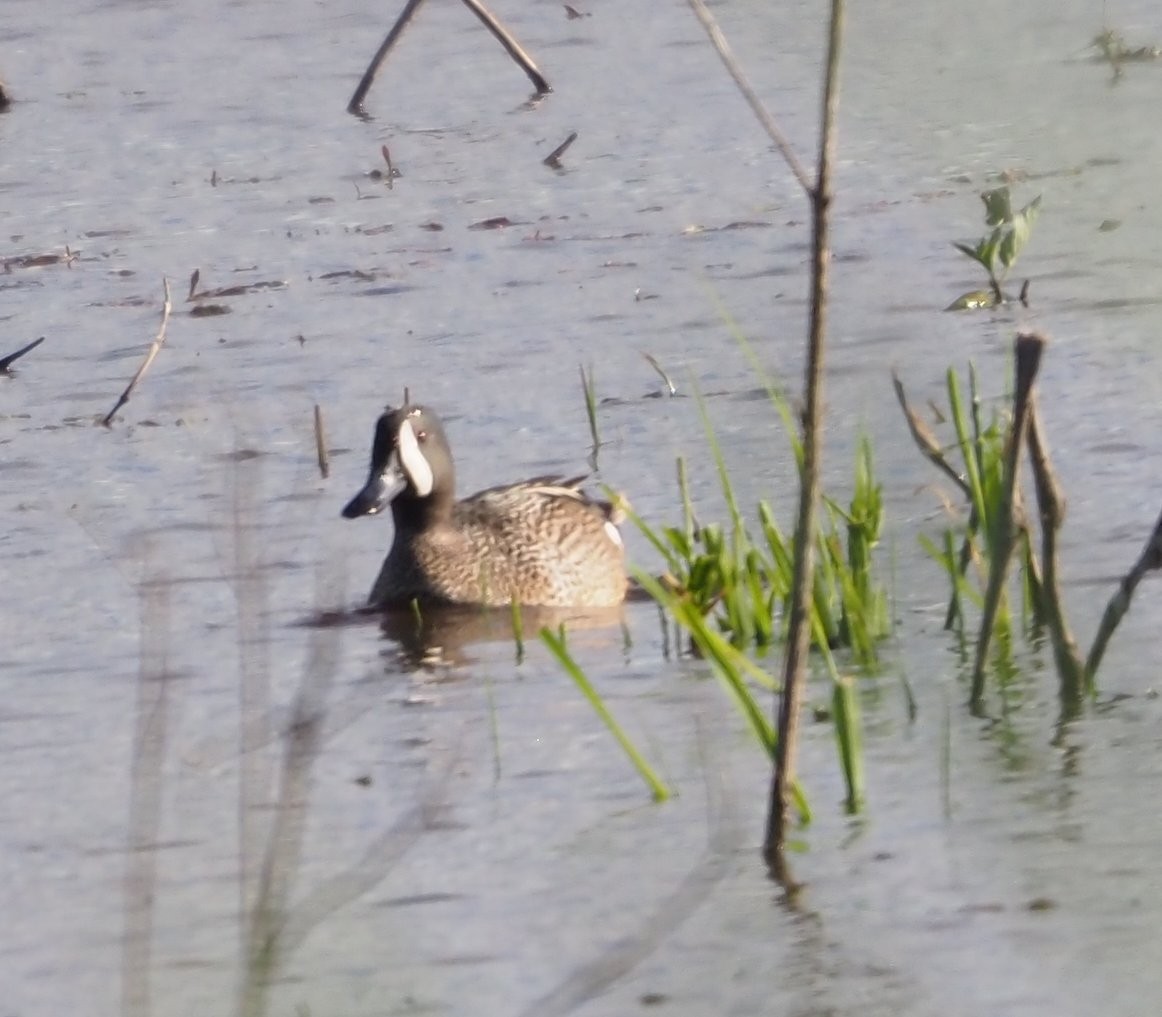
342, 402, 627, 608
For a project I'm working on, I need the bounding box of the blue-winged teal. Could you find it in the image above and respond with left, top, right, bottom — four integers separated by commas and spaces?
342, 403, 627, 608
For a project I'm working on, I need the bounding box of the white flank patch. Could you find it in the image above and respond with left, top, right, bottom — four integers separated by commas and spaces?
397, 418, 434, 496
604, 520, 623, 549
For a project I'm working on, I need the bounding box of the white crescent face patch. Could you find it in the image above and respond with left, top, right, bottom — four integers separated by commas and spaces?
397, 417, 434, 497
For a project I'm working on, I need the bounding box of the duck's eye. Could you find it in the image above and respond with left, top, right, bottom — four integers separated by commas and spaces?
415, 430, 427, 442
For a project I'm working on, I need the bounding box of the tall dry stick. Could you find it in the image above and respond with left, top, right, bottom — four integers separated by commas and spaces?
686, 0, 846, 876
767, 0, 845, 875
969, 333, 1043, 709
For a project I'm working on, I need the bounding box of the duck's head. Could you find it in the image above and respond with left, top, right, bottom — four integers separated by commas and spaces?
342, 403, 455, 519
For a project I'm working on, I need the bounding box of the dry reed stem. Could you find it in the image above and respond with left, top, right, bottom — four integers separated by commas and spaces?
1025, 395, 1086, 702
103, 277, 172, 427
686, 0, 813, 195
969, 332, 1043, 709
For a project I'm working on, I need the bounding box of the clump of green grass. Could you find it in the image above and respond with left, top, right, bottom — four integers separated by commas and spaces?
620, 392, 885, 815
546, 363, 883, 817
903, 335, 1162, 714
629, 424, 888, 670
904, 364, 1038, 661
947, 185, 1041, 311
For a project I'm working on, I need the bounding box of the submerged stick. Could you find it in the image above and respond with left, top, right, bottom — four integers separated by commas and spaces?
0, 335, 45, 374
460, 0, 552, 95
347, 0, 428, 115
1025, 394, 1085, 702
1086, 505, 1162, 684
969, 332, 1043, 709
103, 278, 172, 427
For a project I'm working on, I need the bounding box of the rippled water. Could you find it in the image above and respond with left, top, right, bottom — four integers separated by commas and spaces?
4, 0, 1162, 1013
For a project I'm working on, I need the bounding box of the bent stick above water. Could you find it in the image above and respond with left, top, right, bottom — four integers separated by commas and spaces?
103, 277, 172, 428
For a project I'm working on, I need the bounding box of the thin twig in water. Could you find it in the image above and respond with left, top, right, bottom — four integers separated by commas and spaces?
103, 278, 173, 427
382, 145, 395, 189
313, 404, 330, 479
686, 0, 813, 195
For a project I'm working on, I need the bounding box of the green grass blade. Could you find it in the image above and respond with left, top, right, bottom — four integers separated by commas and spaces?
540, 626, 672, 802
832, 676, 864, 814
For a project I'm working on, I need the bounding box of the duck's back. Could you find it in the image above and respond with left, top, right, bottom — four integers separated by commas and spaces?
372, 477, 626, 608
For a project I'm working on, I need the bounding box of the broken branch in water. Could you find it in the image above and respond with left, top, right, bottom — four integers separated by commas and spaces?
347, 0, 550, 116
103, 278, 173, 428
0, 335, 45, 374
543, 131, 577, 169
892, 372, 970, 497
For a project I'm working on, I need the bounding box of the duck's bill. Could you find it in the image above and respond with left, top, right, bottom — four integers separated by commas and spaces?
341, 458, 405, 518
